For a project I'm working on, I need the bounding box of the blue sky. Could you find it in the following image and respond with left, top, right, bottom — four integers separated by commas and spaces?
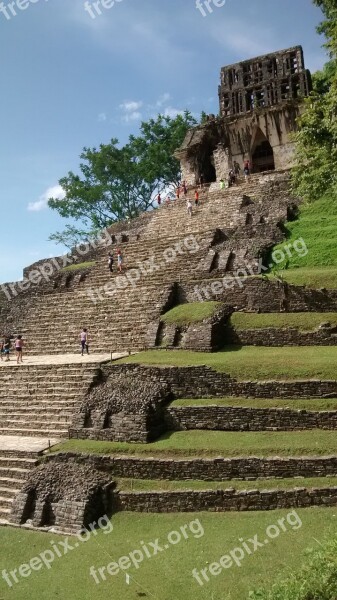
0, 0, 327, 283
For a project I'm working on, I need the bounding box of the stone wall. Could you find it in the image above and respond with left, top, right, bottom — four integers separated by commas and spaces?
97, 364, 337, 400
11, 460, 114, 534
47, 453, 337, 481
165, 405, 337, 432
115, 487, 337, 513
70, 367, 172, 443
226, 323, 337, 347
148, 306, 233, 352
184, 278, 337, 313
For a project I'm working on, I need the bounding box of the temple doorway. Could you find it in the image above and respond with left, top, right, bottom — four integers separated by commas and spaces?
251, 129, 275, 172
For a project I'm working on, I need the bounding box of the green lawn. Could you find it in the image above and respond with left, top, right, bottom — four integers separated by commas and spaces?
61, 261, 96, 272
116, 476, 337, 493
251, 535, 337, 600
161, 302, 221, 325
272, 195, 337, 269
1, 509, 337, 600
53, 429, 337, 458
268, 266, 337, 289
171, 396, 337, 411
230, 312, 337, 331
118, 346, 337, 380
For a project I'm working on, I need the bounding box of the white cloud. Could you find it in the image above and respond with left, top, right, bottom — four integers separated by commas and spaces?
163, 107, 184, 118
98, 112, 107, 122
156, 93, 171, 107
120, 100, 143, 112
122, 111, 142, 123
28, 184, 65, 212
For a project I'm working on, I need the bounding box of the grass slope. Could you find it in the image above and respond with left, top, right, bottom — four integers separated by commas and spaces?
61, 261, 96, 272
53, 429, 337, 458
118, 346, 337, 380
251, 536, 337, 600
1, 510, 337, 600
230, 312, 337, 330
279, 267, 337, 289
273, 195, 337, 268
267, 194, 337, 289
161, 302, 221, 325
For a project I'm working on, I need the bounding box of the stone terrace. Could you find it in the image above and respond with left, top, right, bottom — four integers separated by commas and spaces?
0, 171, 296, 355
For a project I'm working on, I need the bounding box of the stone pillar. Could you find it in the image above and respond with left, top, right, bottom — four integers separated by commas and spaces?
180, 154, 197, 187
213, 145, 231, 182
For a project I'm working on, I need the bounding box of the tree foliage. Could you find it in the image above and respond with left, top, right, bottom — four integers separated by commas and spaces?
48, 111, 197, 246
292, 0, 337, 203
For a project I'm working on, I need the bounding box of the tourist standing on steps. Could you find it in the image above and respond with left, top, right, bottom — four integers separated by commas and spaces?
108, 252, 114, 273
182, 181, 187, 196
194, 189, 199, 207
117, 248, 124, 273
14, 335, 24, 364
3, 337, 10, 362
243, 160, 251, 182
234, 161, 241, 178
80, 328, 89, 356
187, 199, 193, 217
157, 193, 161, 206
228, 169, 236, 187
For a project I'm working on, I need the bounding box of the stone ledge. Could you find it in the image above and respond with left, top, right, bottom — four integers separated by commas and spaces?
115, 486, 337, 512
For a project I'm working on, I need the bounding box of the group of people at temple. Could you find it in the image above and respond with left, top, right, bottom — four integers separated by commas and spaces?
0, 335, 24, 364
220, 159, 251, 189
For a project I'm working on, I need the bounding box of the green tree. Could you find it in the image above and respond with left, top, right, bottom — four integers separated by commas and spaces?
292, 0, 337, 203
48, 111, 197, 246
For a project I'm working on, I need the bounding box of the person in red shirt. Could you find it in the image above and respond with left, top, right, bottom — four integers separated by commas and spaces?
195, 190, 199, 207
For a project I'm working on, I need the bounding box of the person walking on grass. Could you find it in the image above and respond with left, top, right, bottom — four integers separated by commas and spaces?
14, 335, 24, 364
80, 328, 89, 356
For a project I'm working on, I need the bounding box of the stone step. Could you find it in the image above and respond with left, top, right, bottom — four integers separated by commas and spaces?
0, 428, 68, 437
0, 466, 32, 480
0, 496, 14, 508
0, 418, 71, 427
0, 456, 37, 468
0, 476, 27, 487
0, 507, 12, 519
0, 485, 20, 498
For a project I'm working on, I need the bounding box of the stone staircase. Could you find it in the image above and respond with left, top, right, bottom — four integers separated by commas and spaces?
0, 449, 39, 521
0, 364, 100, 437
0, 171, 295, 355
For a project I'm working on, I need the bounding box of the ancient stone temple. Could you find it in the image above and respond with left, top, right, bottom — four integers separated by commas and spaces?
176, 46, 312, 186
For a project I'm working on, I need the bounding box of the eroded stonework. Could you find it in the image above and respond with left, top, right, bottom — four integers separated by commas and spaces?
176, 46, 312, 185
